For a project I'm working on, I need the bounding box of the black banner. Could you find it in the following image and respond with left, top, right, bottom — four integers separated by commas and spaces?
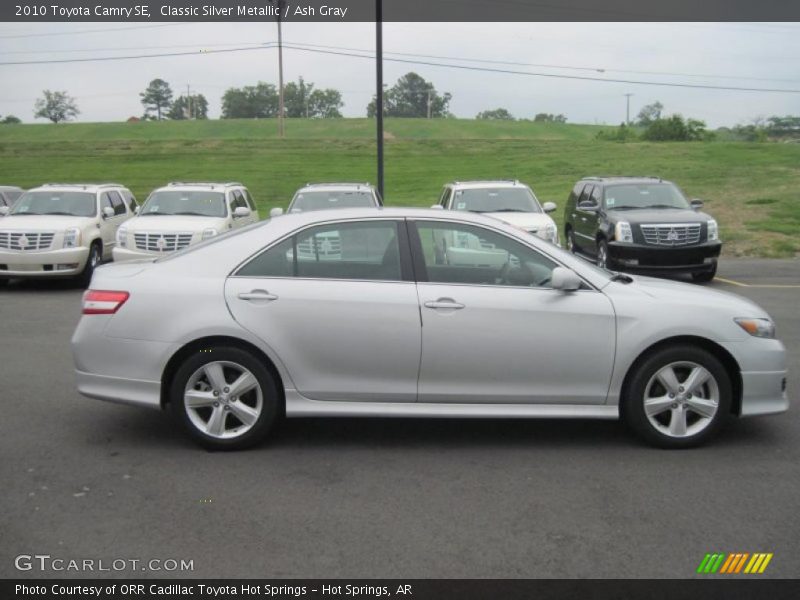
3, 0, 800, 22
4, 579, 800, 600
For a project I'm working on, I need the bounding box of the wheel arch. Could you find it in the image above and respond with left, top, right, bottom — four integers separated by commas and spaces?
620, 335, 743, 417
160, 335, 286, 413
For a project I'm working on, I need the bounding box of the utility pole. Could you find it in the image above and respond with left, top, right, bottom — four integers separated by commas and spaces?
375, 0, 384, 199
186, 84, 192, 120
624, 93, 634, 125
277, 0, 286, 138
426, 88, 432, 119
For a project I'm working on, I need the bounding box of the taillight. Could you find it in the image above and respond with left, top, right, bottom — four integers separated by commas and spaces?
82, 290, 130, 315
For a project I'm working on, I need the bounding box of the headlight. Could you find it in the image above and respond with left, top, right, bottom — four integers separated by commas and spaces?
735, 317, 776, 339
614, 221, 633, 243
202, 228, 218, 240
707, 219, 719, 241
116, 226, 128, 248
543, 223, 557, 243
63, 227, 81, 248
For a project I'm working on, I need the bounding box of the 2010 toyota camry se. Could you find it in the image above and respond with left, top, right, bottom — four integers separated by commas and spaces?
71, 208, 788, 450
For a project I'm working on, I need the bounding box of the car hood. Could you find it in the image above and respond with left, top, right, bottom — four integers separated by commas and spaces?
605, 273, 768, 317
483, 212, 555, 230
123, 215, 226, 232
606, 207, 713, 224
0, 215, 92, 230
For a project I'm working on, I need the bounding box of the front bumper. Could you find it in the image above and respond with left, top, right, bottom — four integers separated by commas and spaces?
0, 247, 90, 277
720, 338, 789, 417
607, 241, 721, 272
113, 246, 161, 262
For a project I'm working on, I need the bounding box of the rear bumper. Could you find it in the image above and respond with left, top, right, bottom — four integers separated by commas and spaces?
0, 247, 89, 277
608, 241, 721, 272
75, 370, 162, 409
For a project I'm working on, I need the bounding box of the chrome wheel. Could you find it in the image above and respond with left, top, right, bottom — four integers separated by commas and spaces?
89, 246, 101, 268
566, 231, 574, 253
183, 360, 263, 440
596, 242, 607, 268
643, 361, 719, 438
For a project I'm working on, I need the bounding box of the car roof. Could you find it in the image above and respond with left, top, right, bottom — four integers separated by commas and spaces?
296, 182, 375, 193
447, 180, 529, 189
160, 182, 244, 192
581, 176, 669, 185
269, 206, 523, 227
28, 183, 127, 193
0, 185, 23, 191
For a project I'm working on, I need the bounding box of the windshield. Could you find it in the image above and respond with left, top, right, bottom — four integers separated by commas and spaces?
604, 183, 690, 210
452, 187, 541, 213
290, 190, 376, 212
11, 191, 96, 217
140, 191, 227, 217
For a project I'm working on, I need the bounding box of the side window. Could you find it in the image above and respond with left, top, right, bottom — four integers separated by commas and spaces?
228, 192, 237, 215
589, 186, 602, 206
108, 190, 126, 216
237, 221, 402, 282
0, 193, 7, 207
100, 192, 114, 215
415, 221, 557, 288
120, 190, 137, 212
242, 188, 256, 210
439, 188, 452, 207
577, 185, 593, 207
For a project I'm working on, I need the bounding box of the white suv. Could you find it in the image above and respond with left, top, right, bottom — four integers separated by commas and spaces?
0, 183, 135, 286
114, 182, 258, 262
286, 182, 382, 213
436, 180, 559, 245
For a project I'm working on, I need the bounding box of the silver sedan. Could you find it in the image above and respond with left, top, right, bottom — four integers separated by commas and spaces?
71, 208, 788, 450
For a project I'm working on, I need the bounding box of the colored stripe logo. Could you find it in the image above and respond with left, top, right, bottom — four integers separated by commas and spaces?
697, 553, 773, 574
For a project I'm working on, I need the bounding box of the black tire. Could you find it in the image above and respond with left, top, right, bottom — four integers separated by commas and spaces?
596, 239, 611, 269
692, 261, 717, 283
170, 345, 280, 451
77, 242, 101, 288
622, 345, 732, 449
0, 278, 8, 288
565, 228, 577, 254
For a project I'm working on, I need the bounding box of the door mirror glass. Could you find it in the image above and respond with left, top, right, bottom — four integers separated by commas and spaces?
233, 206, 251, 218
542, 201, 557, 213
102, 206, 115, 218
551, 267, 582, 291
690, 198, 704, 209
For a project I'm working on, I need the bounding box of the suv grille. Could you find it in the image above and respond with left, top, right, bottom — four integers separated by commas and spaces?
297, 235, 342, 258
0, 231, 56, 251
640, 223, 702, 246
134, 232, 193, 252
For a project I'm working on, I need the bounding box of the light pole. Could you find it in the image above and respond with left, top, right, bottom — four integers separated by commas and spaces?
624, 93, 634, 125
277, 0, 286, 138
375, 0, 384, 199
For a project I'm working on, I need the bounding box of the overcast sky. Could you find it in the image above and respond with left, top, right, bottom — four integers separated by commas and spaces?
1, 21, 799, 126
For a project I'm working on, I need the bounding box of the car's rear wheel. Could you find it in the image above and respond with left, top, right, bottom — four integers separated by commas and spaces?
565, 228, 577, 254
77, 242, 101, 288
623, 345, 731, 448
692, 260, 717, 283
170, 346, 280, 450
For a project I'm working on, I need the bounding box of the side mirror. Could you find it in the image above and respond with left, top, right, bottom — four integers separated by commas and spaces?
542, 201, 557, 213
578, 201, 599, 212
233, 206, 251, 218
551, 266, 582, 291
102, 206, 115, 218
0, 206, 9, 216
269, 207, 284, 218
133, 206, 140, 215
430, 205, 444, 210
690, 199, 704, 209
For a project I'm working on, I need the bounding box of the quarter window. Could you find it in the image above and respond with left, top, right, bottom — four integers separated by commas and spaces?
415, 221, 557, 288
237, 221, 403, 282
107, 190, 126, 216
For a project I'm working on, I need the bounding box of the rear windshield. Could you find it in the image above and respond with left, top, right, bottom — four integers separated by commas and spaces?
603, 183, 690, 210
290, 191, 376, 212
452, 188, 541, 213
11, 191, 96, 217
140, 191, 227, 218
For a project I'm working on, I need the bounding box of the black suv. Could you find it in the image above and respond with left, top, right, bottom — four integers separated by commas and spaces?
563, 177, 721, 282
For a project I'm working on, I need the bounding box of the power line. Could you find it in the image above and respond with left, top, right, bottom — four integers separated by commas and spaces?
0, 45, 275, 66
0, 41, 271, 56
0, 23, 192, 39
279, 43, 800, 94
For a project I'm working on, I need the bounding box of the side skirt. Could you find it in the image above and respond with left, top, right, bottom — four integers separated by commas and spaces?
285, 390, 619, 419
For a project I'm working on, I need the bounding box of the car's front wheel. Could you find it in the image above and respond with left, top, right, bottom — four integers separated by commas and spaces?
623, 345, 731, 448
596, 239, 610, 269
565, 228, 577, 254
77, 242, 101, 287
170, 346, 280, 450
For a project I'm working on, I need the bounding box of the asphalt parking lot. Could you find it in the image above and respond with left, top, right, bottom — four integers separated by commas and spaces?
1, 258, 798, 579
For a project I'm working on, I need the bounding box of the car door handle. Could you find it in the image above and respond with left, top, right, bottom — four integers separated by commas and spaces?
238, 290, 278, 302
424, 298, 465, 310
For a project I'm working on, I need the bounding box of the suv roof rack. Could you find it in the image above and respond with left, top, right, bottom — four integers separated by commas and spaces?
303, 182, 372, 187
452, 179, 520, 185
582, 175, 662, 181
167, 181, 243, 188
40, 182, 125, 189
